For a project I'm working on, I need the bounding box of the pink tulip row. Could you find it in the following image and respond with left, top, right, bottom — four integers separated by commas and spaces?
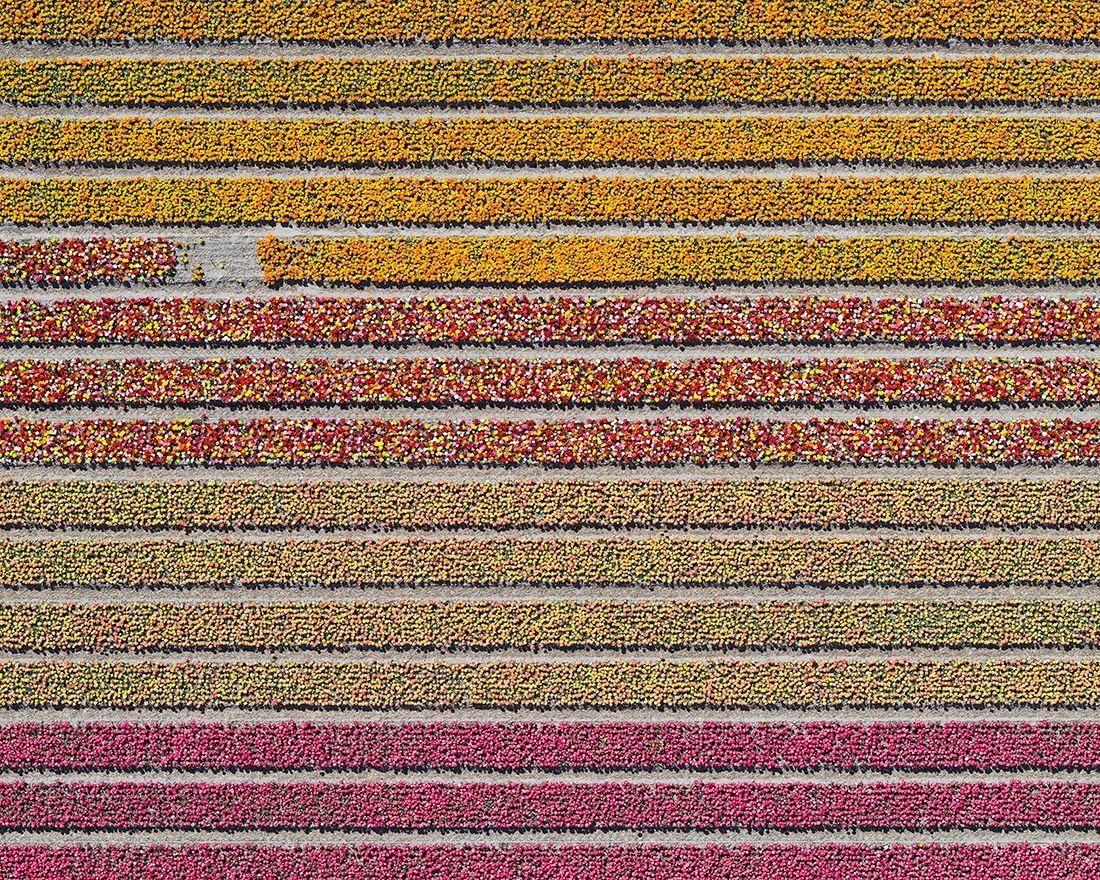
5, 781, 1100, 830
2, 721, 1099, 773
3, 844, 1100, 880
0, 238, 177, 286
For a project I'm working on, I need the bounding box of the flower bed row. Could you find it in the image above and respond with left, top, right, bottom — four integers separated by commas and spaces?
7, 417, 1100, 468
9, 117, 1100, 167
2, 536, 1100, 588
7, 721, 1100, 772
11, 356, 1100, 408
6, 477, 1100, 531
14, 176, 1100, 226
0, 237, 175, 286
3, 844, 1099, 880
8, 295, 1100, 347
8, 600, 1100, 653
6, 57, 1100, 107
8, 780, 1100, 831
3, 0, 1095, 44
3, 658, 1100, 708
257, 236, 1100, 287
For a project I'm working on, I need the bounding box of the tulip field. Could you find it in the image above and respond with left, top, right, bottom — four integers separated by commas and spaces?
7, 0, 1100, 877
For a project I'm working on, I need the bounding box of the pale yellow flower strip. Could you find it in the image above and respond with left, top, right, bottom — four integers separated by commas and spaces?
5, 58, 1100, 107
3, 479, 1099, 531
4, 538, 1100, 587
4, 118, 1099, 167
6, 601, 1100, 652
3, 0, 1096, 44
7, 177, 1100, 226
258, 236, 1100, 286
1, 659, 1098, 708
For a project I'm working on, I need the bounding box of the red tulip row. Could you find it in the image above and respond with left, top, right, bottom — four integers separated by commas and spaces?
4, 0, 1097, 44
3, 844, 1099, 880
8, 357, 1100, 408
0, 238, 176, 286
2, 417, 1100, 467
4, 295, 1100, 347
8, 780, 1100, 830
5, 721, 1100, 772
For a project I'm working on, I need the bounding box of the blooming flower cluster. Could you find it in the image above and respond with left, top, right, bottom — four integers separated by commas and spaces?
258, 235, 1100, 287
7, 720, 1100, 772
3, 0, 1096, 44
4, 477, 1097, 532
1, 658, 1100, 708
8, 779, 1100, 831
5, 295, 1100, 347
5, 57, 1100, 108
7, 599, 1100, 653
1, 843, 1098, 880
8, 356, 1100, 409
5, 417, 1100, 467
1, 536, 1098, 588
12, 176, 1100, 226
0, 237, 176, 286
7, 117, 1100, 167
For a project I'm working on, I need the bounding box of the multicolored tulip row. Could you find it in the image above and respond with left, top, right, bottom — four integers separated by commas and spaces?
9, 118, 1100, 167
10, 600, 1100, 653
8, 477, 1100, 532
3, 536, 1100, 588
6, 57, 1100, 108
7, 417, 1100, 467
14, 176, 1100, 226
8, 721, 1100, 772
4, 0, 1096, 44
0, 237, 176, 286
9, 295, 1100, 347
11, 356, 1100, 408
5, 659, 1100, 708
11, 780, 1100, 831
3, 844, 1100, 880
258, 236, 1100, 287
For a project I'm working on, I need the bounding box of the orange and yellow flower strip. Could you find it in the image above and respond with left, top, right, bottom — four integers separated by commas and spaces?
4, 57, 1100, 108
1, 478, 1099, 531
3, 0, 1096, 45
6, 600, 1100, 653
1, 659, 1100, 709
6, 118, 1100, 167
10, 177, 1100, 226
3, 537, 1100, 588
258, 235, 1100, 287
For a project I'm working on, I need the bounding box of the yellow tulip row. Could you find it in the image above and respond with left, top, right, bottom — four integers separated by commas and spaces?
3, 0, 1095, 44
5, 57, 1100, 108
1, 659, 1098, 708
7, 600, 1100, 652
3, 537, 1100, 587
6, 118, 1100, 167
4, 478, 1100, 531
258, 235, 1100, 286
11, 176, 1100, 226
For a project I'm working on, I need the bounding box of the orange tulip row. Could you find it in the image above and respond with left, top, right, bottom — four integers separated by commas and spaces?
0, 659, 1098, 708
5, 57, 1100, 108
258, 235, 1100, 286
3, 0, 1096, 45
7, 600, 1100, 653
1, 536, 1098, 588
0, 478, 1096, 531
11, 176, 1100, 226
7, 117, 1100, 167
